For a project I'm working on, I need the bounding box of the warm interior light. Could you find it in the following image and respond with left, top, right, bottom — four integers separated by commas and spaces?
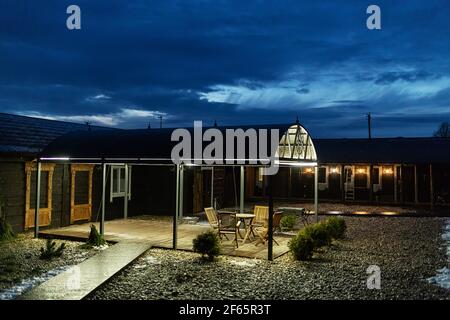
354, 211, 369, 215
383, 168, 393, 175
381, 211, 398, 216
328, 210, 343, 215
356, 168, 366, 174
304, 167, 314, 174
330, 167, 339, 174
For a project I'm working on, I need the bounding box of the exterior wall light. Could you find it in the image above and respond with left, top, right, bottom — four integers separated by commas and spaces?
330, 167, 339, 174
383, 168, 393, 175
356, 168, 366, 174
304, 168, 314, 174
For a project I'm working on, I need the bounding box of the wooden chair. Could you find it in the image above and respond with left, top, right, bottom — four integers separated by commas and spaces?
253, 205, 269, 226
204, 207, 239, 247
205, 207, 219, 230
254, 211, 283, 246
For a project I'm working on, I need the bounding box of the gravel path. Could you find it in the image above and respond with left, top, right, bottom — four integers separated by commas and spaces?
0, 233, 98, 293
88, 217, 450, 300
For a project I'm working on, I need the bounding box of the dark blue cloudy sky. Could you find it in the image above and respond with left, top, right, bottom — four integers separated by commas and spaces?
1, 0, 449, 138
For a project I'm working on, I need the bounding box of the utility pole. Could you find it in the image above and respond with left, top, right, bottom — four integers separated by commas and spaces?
367, 113, 372, 139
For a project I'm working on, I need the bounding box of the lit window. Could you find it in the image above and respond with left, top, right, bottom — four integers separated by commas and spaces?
110, 165, 131, 202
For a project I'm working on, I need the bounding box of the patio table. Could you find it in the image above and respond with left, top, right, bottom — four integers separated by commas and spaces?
236, 213, 256, 244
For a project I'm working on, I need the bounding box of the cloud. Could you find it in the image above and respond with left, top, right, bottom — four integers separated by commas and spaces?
374, 70, 438, 85
85, 94, 111, 102
17, 108, 168, 127
296, 88, 310, 94
0, 0, 450, 137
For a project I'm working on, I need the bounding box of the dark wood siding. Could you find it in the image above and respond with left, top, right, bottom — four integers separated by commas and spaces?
0, 162, 26, 232
91, 165, 178, 221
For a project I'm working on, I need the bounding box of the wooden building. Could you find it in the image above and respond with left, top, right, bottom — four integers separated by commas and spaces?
1, 112, 450, 234
245, 138, 450, 206
0, 113, 122, 232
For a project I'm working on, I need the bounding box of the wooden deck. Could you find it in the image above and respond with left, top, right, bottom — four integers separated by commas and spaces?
39, 216, 291, 260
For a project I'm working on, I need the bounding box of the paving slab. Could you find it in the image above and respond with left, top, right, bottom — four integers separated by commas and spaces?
19, 241, 152, 300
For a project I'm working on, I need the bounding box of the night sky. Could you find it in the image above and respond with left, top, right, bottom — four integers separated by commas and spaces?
1, 1, 449, 138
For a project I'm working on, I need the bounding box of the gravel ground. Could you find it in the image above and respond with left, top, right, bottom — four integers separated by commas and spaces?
274, 202, 419, 214
88, 217, 450, 300
0, 233, 98, 293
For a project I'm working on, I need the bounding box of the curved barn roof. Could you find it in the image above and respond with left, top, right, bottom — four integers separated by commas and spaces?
40, 123, 318, 166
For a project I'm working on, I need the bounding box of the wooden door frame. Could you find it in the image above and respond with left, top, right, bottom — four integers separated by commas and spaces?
70, 164, 94, 223
25, 162, 55, 229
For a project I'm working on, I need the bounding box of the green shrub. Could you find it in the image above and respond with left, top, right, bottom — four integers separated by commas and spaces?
280, 214, 297, 231
0, 217, 15, 242
86, 225, 106, 247
40, 238, 65, 260
303, 222, 332, 248
325, 217, 347, 239
288, 231, 314, 261
193, 231, 221, 261
289, 217, 347, 261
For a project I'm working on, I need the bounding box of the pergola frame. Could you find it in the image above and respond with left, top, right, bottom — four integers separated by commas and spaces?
35, 123, 319, 261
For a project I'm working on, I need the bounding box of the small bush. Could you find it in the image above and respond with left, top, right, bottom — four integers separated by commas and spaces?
289, 217, 347, 261
303, 222, 332, 248
0, 217, 15, 242
193, 231, 220, 261
86, 225, 106, 247
280, 214, 297, 231
40, 238, 65, 260
288, 231, 314, 261
325, 217, 347, 239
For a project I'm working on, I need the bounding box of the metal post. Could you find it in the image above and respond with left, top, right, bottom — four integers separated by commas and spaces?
288, 168, 292, 198
314, 166, 319, 223
430, 164, 434, 210
340, 165, 345, 201
173, 164, 180, 249
179, 165, 184, 219
210, 167, 214, 207
414, 165, 419, 204
240, 166, 244, 213
124, 164, 129, 219
34, 161, 41, 238
400, 164, 404, 203
101, 163, 106, 235
369, 165, 373, 203
268, 174, 273, 261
